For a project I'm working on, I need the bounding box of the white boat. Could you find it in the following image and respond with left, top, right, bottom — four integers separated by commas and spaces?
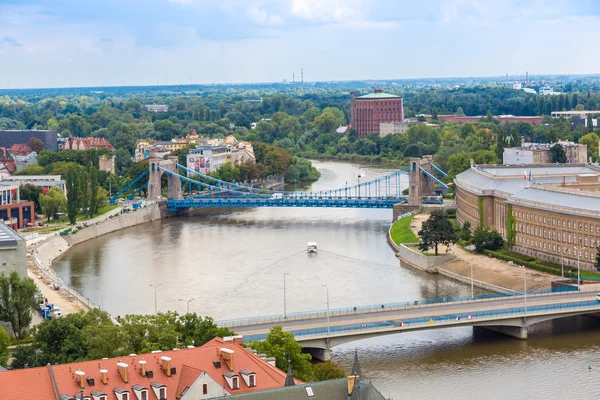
357, 170, 366, 179
307, 242, 318, 253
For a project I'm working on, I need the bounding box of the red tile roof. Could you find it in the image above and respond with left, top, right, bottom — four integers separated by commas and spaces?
61, 137, 116, 151
8, 143, 33, 156
0, 338, 294, 400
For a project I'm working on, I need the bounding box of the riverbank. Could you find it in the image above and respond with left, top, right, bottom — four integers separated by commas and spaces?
390, 213, 558, 293
27, 202, 170, 316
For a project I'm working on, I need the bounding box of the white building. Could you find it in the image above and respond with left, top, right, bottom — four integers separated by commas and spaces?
186, 145, 231, 175
539, 86, 559, 95
379, 121, 410, 137
145, 104, 169, 112
0, 175, 66, 195
552, 110, 600, 118
512, 83, 522, 90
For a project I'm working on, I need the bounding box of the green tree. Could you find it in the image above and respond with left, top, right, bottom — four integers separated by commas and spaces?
596, 246, 600, 272
456, 106, 465, 116
587, 114, 594, 132
472, 225, 504, 252
578, 133, 600, 162
461, 221, 472, 242
115, 148, 134, 175
19, 184, 43, 214
12, 165, 45, 176
0, 327, 10, 367
88, 166, 99, 216
311, 361, 347, 381
79, 170, 89, 216
38, 187, 67, 221
418, 210, 457, 255
431, 106, 439, 121
248, 326, 313, 382
65, 166, 80, 224
0, 271, 38, 339
549, 143, 567, 163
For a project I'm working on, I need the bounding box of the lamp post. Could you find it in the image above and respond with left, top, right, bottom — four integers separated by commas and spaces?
179, 298, 194, 314
574, 247, 581, 286
283, 272, 289, 319
149, 282, 163, 314
470, 262, 474, 300
520, 265, 527, 313
321, 284, 330, 336
561, 250, 564, 278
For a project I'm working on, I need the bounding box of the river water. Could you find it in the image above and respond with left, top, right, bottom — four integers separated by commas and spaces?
53, 160, 600, 400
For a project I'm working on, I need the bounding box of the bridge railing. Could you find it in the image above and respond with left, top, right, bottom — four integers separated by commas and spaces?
241, 298, 599, 342
218, 286, 578, 328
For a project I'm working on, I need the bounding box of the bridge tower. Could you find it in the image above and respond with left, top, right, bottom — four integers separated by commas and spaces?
408, 158, 422, 205
420, 155, 435, 197
148, 157, 182, 202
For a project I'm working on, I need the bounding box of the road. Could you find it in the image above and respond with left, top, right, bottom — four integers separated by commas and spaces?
228, 291, 597, 336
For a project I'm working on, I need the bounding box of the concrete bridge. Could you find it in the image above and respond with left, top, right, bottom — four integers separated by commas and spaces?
217, 290, 600, 360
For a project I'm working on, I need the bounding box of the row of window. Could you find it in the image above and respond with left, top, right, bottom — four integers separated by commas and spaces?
516, 223, 600, 248
516, 237, 595, 260
514, 210, 600, 233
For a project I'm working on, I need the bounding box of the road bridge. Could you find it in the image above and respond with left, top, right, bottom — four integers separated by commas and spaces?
217, 290, 600, 361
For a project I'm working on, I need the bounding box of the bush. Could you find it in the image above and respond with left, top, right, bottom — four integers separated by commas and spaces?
460, 221, 472, 242
472, 225, 504, 252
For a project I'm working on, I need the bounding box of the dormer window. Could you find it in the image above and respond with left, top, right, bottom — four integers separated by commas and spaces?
131, 385, 148, 400
150, 382, 167, 400
239, 370, 256, 387
113, 388, 130, 400
222, 372, 240, 390
90, 390, 108, 400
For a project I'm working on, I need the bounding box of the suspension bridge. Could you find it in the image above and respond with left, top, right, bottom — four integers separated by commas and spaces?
109, 156, 449, 211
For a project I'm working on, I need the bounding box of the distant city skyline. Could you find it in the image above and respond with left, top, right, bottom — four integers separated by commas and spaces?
1, 0, 600, 89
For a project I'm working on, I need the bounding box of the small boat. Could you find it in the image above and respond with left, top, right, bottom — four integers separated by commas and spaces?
357, 170, 365, 179
307, 242, 318, 254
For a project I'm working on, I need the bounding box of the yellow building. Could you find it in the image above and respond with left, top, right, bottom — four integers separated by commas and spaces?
455, 163, 600, 271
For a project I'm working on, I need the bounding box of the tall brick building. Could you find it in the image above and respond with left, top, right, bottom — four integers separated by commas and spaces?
351, 89, 404, 137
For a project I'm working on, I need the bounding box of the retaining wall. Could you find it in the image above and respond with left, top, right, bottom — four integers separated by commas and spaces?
397, 244, 456, 272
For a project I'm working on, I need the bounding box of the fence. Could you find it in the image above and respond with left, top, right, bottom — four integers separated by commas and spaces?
242, 298, 600, 342
218, 286, 579, 328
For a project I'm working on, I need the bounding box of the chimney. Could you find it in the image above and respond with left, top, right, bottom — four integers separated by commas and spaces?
100, 369, 108, 385
75, 371, 85, 389
347, 375, 359, 395
161, 356, 172, 377
232, 335, 243, 345
117, 362, 129, 383
220, 348, 235, 371
139, 359, 147, 377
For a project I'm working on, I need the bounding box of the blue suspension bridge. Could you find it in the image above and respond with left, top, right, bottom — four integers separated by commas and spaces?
109, 156, 449, 211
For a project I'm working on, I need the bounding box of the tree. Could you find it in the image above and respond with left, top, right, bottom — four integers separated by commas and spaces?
472, 225, 504, 252
0, 271, 38, 339
461, 221, 472, 242
587, 114, 594, 132
486, 110, 494, 123
431, 106, 439, 121
65, 166, 80, 224
0, 327, 10, 367
38, 187, 67, 221
88, 166, 99, 216
578, 133, 600, 162
248, 326, 313, 382
19, 184, 43, 213
456, 107, 465, 116
13, 165, 45, 176
311, 361, 347, 381
115, 148, 134, 175
596, 246, 600, 272
418, 210, 457, 255
549, 143, 567, 163
27, 137, 44, 153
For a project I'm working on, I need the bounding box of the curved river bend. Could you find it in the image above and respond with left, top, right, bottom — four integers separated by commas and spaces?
54, 160, 600, 400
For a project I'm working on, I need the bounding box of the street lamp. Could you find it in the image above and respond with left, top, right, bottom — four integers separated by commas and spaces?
321, 285, 330, 336
179, 298, 195, 314
149, 282, 163, 314
561, 249, 565, 279
470, 262, 474, 300
520, 265, 527, 313
574, 247, 581, 286
283, 273, 290, 319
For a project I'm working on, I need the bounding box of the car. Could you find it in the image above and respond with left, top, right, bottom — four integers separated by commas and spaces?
596, 293, 600, 301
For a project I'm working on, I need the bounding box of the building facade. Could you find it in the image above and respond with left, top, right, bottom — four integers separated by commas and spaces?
0, 129, 58, 152
0, 182, 35, 229
351, 89, 404, 137
503, 142, 587, 165
455, 163, 600, 271
61, 137, 116, 151
186, 145, 231, 175
1, 175, 66, 195
551, 110, 600, 118
145, 104, 169, 112
0, 222, 26, 277
379, 121, 410, 137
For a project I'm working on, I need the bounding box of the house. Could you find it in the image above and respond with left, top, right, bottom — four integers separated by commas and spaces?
0, 182, 35, 230
0, 337, 300, 400
0, 147, 16, 177
61, 137, 116, 151
8, 144, 38, 171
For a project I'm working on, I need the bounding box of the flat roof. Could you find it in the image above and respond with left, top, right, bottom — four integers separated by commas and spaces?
0, 223, 22, 247
507, 188, 600, 215
357, 92, 401, 99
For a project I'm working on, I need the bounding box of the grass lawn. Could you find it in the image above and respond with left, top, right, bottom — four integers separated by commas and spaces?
76, 204, 119, 222
390, 215, 419, 245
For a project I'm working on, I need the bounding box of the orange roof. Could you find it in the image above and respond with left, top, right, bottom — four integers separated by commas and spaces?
8, 143, 33, 156
0, 338, 294, 400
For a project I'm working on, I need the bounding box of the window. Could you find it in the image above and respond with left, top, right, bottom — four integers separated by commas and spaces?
233, 377, 239, 390
159, 388, 166, 399
585, 224, 588, 232
141, 392, 147, 400
122, 395, 129, 400
568, 221, 571, 229
203, 384, 208, 395
553, 218, 556, 226
579, 222, 582, 230
249, 375, 255, 387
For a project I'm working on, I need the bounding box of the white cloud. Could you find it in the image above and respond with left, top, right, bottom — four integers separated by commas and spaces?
247, 4, 284, 26
291, 0, 361, 22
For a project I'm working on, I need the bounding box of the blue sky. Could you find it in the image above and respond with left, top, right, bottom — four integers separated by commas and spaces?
1, 0, 600, 88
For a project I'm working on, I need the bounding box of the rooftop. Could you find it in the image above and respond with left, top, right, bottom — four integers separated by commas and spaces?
0, 223, 22, 247
357, 89, 401, 99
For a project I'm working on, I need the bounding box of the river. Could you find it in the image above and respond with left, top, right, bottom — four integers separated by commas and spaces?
53, 160, 600, 400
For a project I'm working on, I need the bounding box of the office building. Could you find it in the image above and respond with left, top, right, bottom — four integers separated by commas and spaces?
351, 89, 404, 137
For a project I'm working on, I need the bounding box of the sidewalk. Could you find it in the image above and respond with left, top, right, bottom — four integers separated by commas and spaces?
410, 214, 556, 292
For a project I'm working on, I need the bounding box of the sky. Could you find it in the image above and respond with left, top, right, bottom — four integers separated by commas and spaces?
1, 0, 600, 88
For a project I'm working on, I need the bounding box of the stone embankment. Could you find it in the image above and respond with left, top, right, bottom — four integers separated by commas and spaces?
28, 202, 170, 316
389, 213, 557, 293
